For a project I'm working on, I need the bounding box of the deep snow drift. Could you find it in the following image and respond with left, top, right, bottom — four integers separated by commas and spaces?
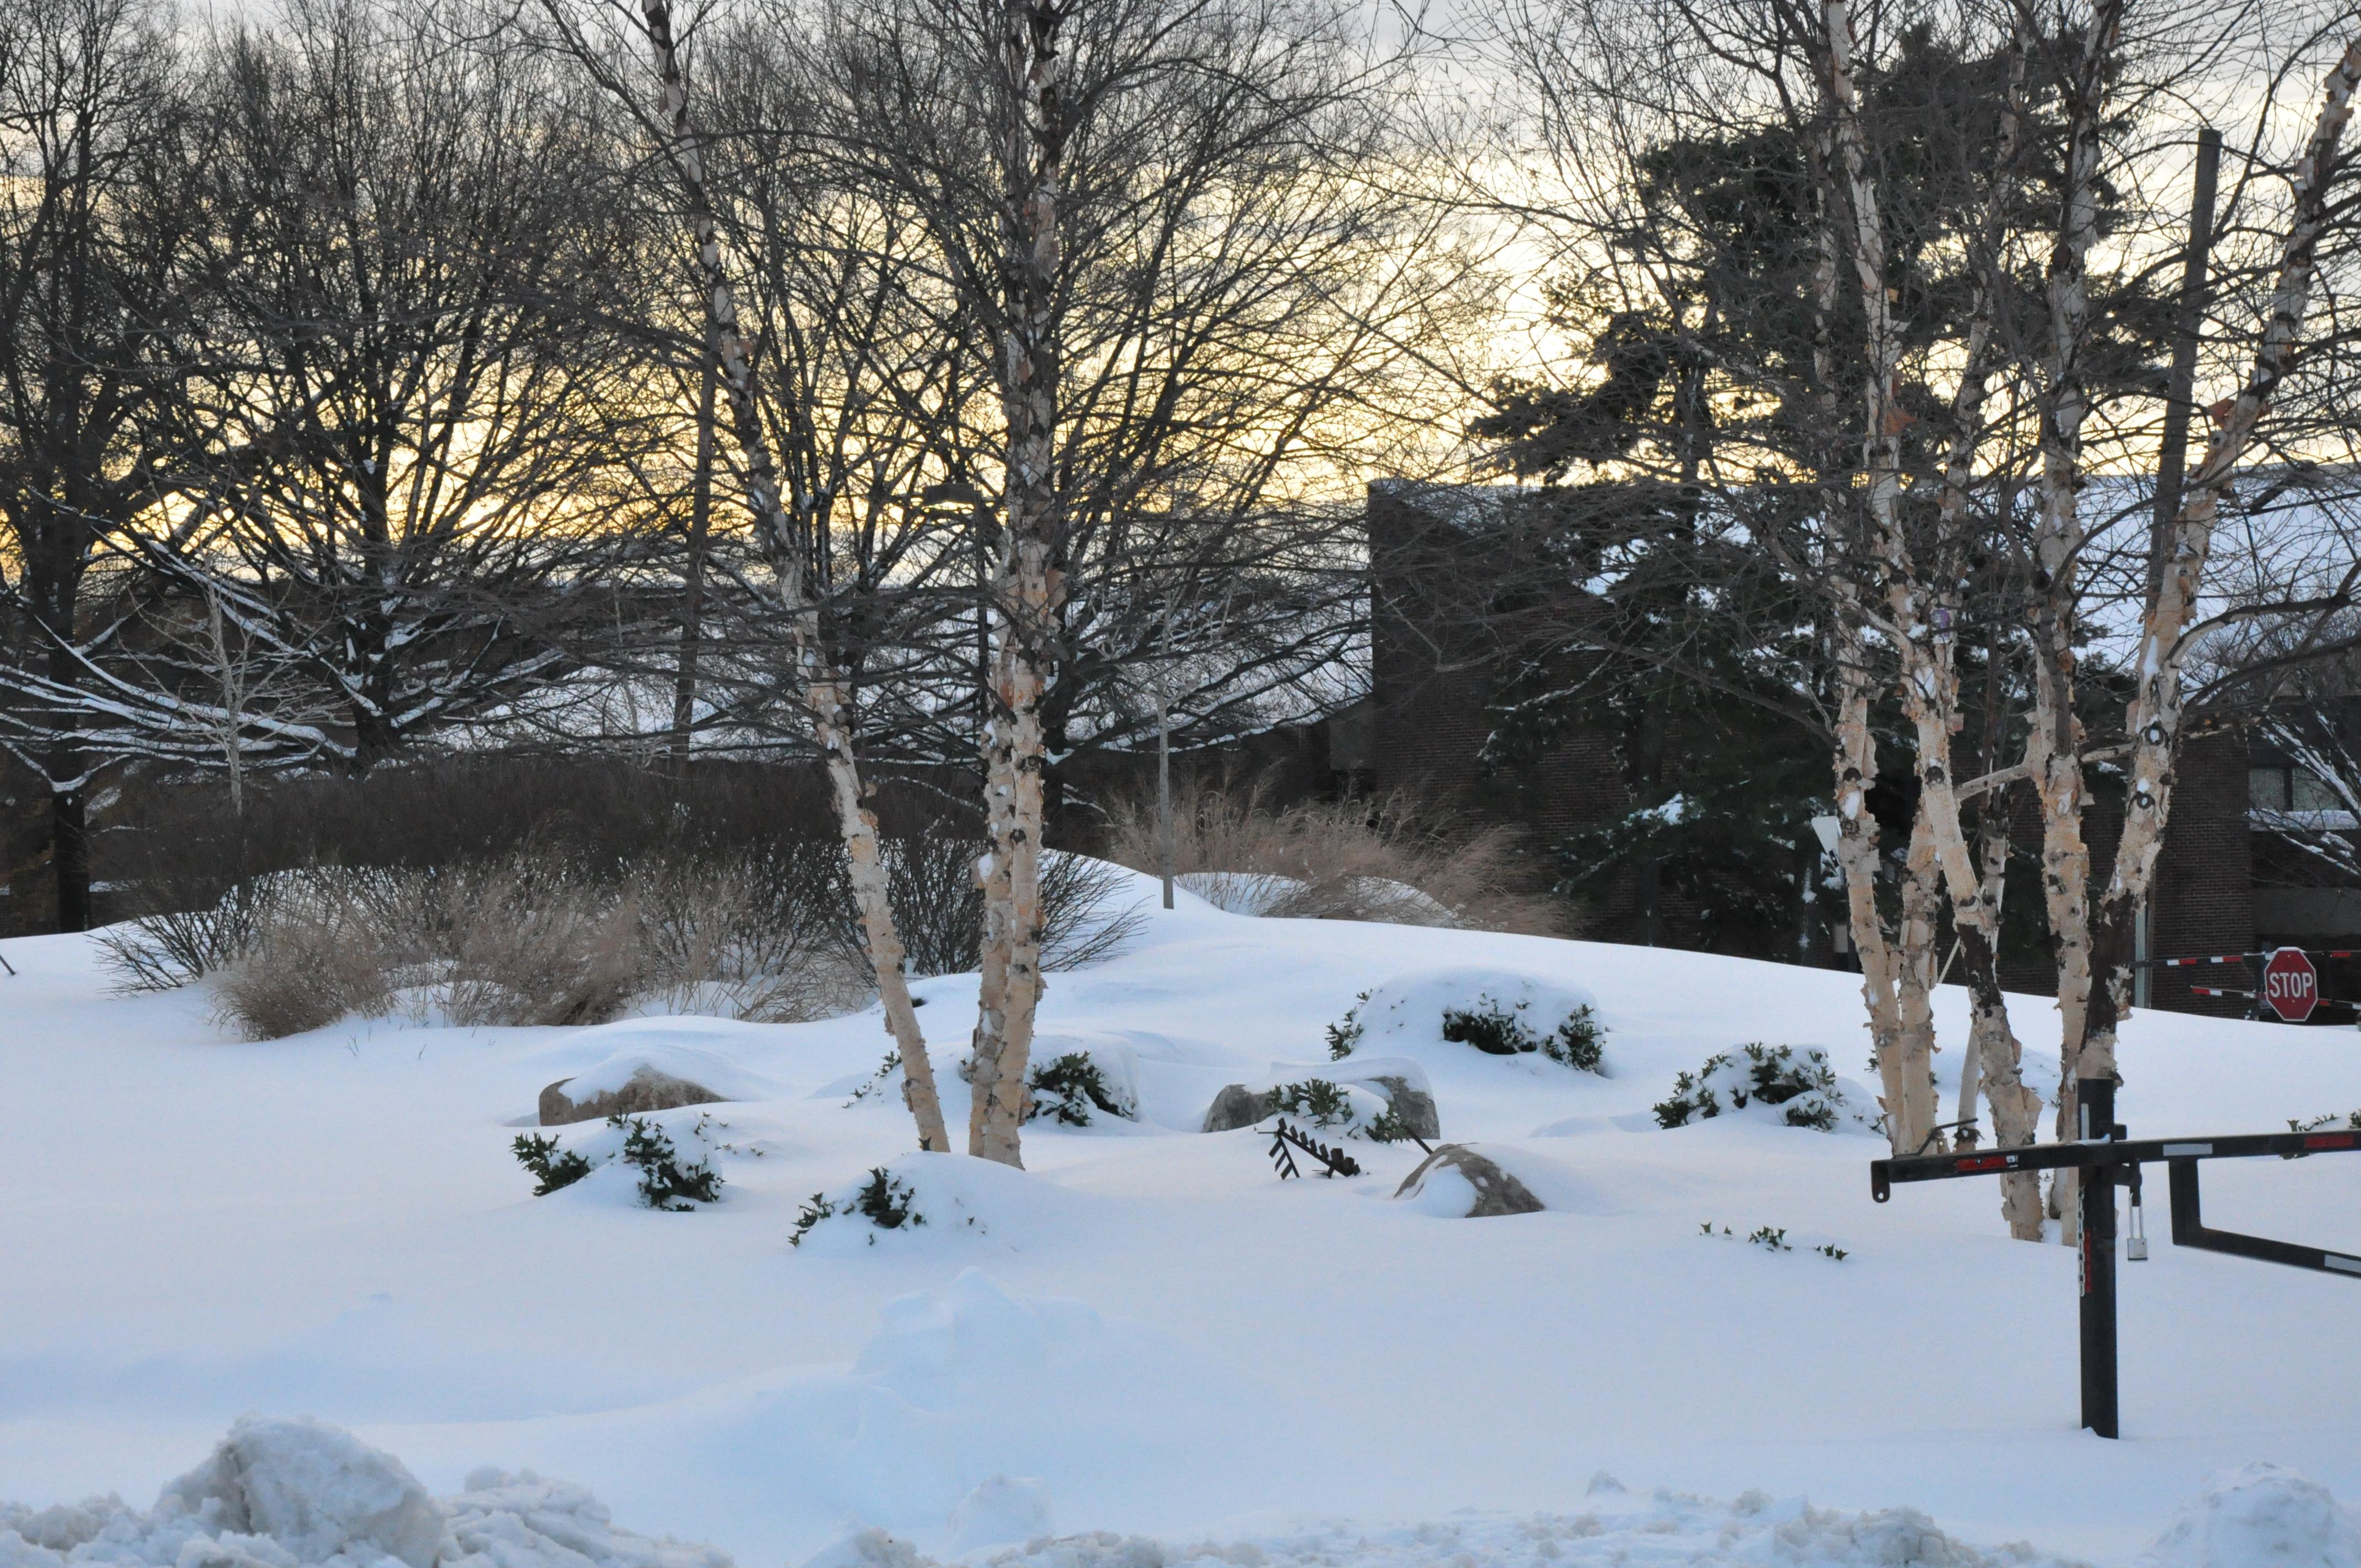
5, 868, 2360, 1566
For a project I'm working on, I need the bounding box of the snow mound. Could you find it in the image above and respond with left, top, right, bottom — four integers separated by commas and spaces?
791, 1152, 1101, 1255
0, 1420, 730, 1568
443, 1471, 733, 1568
948, 1478, 1055, 1553
2139, 1464, 2361, 1568
803, 1490, 2087, 1568
158, 1416, 439, 1568
856, 1269, 1108, 1409
1331, 970, 1602, 1075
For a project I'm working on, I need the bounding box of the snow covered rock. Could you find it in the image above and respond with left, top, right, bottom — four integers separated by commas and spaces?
1200, 1057, 1439, 1139
541, 1066, 726, 1126
158, 1416, 440, 1568
1394, 1143, 1544, 1216
1200, 1084, 1276, 1133
2139, 1463, 2361, 1568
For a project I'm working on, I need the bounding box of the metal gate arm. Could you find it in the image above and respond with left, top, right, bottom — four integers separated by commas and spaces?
2167, 1157, 2361, 1277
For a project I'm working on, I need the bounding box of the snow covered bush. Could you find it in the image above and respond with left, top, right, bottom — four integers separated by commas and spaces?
617, 1117, 725, 1210
1324, 993, 1369, 1059
1653, 1044, 1860, 1131
791, 1167, 926, 1247
1434, 991, 1608, 1072
1548, 1005, 1607, 1072
1025, 1052, 1136, 1125
512, 1133, 594, 1195
1326, 970, 1608, 1076
512, 1114, 726, 1209
1260, 1078, 1421, 1142
1440, 998, 1543, 1055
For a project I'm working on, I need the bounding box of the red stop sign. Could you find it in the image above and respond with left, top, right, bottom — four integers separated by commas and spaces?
2262, 947, 2320, 1023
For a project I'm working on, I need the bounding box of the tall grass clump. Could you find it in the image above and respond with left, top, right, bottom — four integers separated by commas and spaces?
1101, 775, 1573, 935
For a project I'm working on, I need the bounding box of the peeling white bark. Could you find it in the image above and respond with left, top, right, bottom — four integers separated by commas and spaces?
967, 0, 1069, 1167
638, 0, 950, 1154
1816, 0, 2036, 1217
2081, 35, 2361, 1088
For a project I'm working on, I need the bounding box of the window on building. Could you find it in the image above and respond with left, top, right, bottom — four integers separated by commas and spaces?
2293, 770, 2344, 812
2253, 764, 2347, 812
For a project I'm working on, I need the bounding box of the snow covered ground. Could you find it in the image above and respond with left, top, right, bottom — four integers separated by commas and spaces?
6, 869, 2360, 1568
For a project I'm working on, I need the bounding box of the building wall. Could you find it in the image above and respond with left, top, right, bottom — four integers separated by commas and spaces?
2147, 731, 2257, 1017
1364, 482, 2289, 1012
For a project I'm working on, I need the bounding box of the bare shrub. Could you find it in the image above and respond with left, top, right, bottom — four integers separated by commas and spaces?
814, 837, 1146, 977
183, 823, 1144, 1041
203, 860, 645, 1038
98, 879, 282, 992
209, 879, 397, 1038
1102, 776, 1574, 935
434, 861, 644, 1028
633, 854, 872, 1022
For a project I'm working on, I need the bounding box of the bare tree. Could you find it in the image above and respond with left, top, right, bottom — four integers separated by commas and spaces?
1464, 0, 2361, 1242
803, 0, 1458, 1164
534, 0, 959, 1153
0, 0, 198, 930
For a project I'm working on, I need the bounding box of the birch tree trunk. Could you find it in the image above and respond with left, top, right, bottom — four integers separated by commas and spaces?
1832, 626, 1914, 1149
1803, 113, 1913, 1156
2080, 35, 2361, 1085
967, 0, 1070, 1167
637, 0, 951, 1154
1894, 804, 1944, 1151
2023, 0, 2124, 1239
1816, 0, 2038, 1200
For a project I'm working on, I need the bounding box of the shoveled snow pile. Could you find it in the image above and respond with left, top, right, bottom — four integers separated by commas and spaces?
803, 1485, 2092, 1568
0, 1419, 727, 1568
6, 1419, 2360, 1568
2138, 1463, 2361, 1568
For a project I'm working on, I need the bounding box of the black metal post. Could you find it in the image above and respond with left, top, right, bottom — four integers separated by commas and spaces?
2078, 1076, 2121, 1438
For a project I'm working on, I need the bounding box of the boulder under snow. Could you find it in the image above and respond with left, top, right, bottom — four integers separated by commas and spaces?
1394, 1143, 1546, 1217
1199, 1057, 1439, 1139
541, 1066, 726, 1126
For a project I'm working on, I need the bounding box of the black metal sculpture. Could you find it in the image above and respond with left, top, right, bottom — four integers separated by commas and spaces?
1872, 1076, 2361, 1438
1268, 1118, 1363, 1179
